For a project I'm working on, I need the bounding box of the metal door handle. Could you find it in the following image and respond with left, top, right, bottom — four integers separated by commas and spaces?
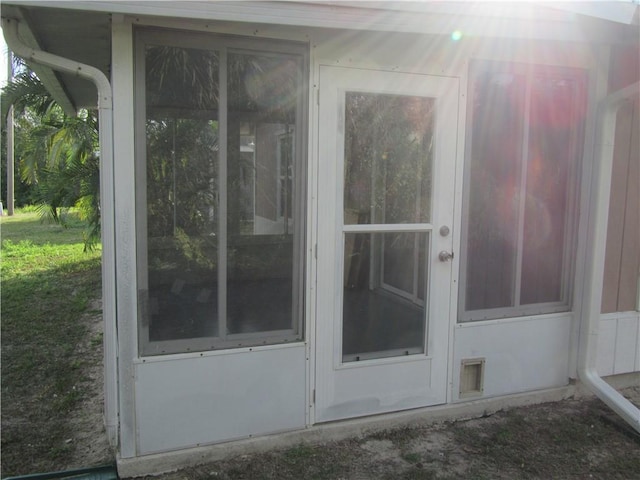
438, 251, 454, 262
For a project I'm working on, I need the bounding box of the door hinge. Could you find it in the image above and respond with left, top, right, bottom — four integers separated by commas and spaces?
312, 389, 316, 404
314, 243, 318, 259
317, 88, 320, 106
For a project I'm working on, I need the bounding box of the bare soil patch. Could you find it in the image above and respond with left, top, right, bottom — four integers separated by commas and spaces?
64, 299, 114, 468
148, 387, 640, 480
1, 298, 113, 477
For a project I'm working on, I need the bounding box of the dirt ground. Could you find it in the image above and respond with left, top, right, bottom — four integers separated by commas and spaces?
66, 300, 114, 468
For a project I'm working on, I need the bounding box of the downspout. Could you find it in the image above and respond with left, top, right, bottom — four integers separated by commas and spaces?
578, 80, 640, 433
2, 17, 119, 445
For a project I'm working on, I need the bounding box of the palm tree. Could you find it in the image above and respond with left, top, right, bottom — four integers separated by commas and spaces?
1, 67, 101, 248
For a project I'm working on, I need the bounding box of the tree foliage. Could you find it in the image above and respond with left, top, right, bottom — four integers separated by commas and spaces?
1, 68, 100, 249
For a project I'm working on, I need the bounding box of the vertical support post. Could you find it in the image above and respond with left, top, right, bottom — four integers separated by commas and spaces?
112, 15, 137, 457
218, 48, 228, 340
6, 51, 14, 216
6, 105, 14, 215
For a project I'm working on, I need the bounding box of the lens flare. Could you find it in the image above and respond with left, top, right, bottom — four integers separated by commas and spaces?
451, 30, 463, 41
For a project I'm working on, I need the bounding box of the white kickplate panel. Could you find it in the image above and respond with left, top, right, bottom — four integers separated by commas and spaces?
135, 345, 306, 455
453, 315, 572, 400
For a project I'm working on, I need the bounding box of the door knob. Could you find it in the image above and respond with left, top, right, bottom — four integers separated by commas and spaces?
438, 250, 454, 262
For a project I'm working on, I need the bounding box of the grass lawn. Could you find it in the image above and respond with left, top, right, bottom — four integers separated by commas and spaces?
1, 210, 104, 477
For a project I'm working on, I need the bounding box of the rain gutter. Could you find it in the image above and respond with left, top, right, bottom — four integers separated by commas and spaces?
1, 16, 119, 445
578, 80, 640, 433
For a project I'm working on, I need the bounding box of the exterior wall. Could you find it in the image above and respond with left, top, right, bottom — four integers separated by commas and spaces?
599, 45, 639, 377
109, 10, 620, 459
114, 19, 311, 458
304, 30, 600, 407
602, 96, 639, 314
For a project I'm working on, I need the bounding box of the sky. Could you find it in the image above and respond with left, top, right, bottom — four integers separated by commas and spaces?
1, 26, 8, 88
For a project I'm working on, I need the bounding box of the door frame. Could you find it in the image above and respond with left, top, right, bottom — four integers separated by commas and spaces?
312, 65, 464, 423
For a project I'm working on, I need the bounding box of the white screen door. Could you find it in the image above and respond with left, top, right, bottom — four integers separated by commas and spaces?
315, 66, 458, 422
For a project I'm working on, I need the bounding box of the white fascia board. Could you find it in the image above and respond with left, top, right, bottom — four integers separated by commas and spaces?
0, 0, 629, 42
2, 5, 77, 116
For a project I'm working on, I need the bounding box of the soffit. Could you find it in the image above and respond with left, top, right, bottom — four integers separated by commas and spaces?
2, 4, 111, 111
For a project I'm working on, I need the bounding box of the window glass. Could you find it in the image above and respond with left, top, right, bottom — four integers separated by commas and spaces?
465, 71, 525, 311
521, 76, 578, 305
343, 232, 428, 362
344, 93, 434, 225
138, 34, 305, 354
226, 52, 300, 335
144, 45, 220, 343
462, 63, 585, 321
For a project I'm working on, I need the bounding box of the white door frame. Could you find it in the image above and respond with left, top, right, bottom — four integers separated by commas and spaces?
314, 66, 460, 423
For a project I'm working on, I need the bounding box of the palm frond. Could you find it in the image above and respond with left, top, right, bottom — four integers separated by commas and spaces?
1, 71, 56, 124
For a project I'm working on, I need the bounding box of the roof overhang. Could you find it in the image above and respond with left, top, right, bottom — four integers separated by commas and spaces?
2, 4, 111, 113
2, 1, 638, 111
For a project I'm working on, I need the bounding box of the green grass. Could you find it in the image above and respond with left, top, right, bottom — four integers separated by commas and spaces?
1, 211, 102, 476
1, 208, 92, 246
